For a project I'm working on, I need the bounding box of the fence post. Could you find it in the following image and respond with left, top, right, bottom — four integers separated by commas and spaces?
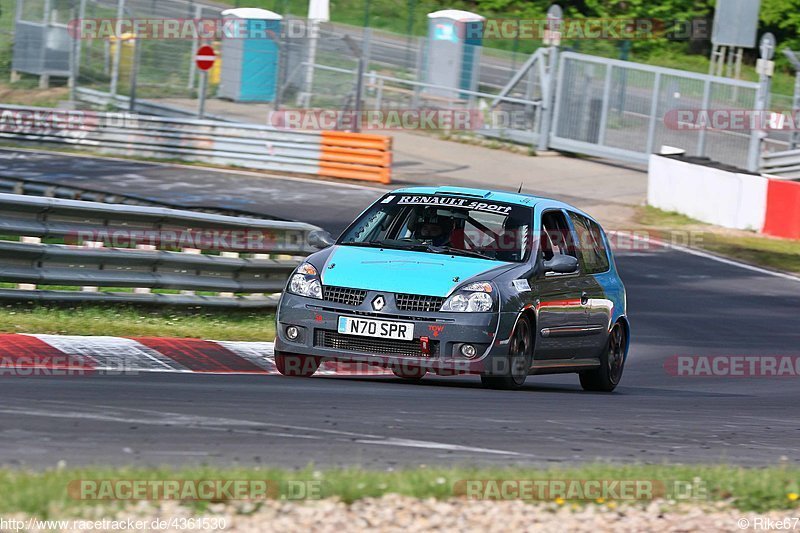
109, 0, 125, 99
128, 34, 142, 113
352, 28, 371, 133
187, 4, 202, 90
748, 33, 775, 173
40, 0, 53, 89
537, 45, 559, 151
17, 237, 41, 291
696, 79, 711, 157
537, 5, 562, 151
596, 65, 613, 146
644, 72, 661, 156
69, 0, 88, 102
297, 19, 320, 108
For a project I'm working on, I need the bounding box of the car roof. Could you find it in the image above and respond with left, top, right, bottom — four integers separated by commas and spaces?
388, 186, 595, 220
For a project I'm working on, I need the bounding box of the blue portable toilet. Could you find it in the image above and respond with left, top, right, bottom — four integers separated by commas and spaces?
218, 8, 282, 102
425, 9, 485, 99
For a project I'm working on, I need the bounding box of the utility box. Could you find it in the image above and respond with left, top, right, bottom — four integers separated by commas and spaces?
425, 9, 485, 100
218, 8, 282, 102
12, 9, 72, 85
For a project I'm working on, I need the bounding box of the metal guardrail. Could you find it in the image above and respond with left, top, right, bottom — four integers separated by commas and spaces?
0, 104, 393, 184
761, 149, 800, 179
76, 87, 234, 122
0, 193, 320, 308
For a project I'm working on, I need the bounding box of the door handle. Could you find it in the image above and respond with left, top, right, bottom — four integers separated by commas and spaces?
581, 292, 589, 306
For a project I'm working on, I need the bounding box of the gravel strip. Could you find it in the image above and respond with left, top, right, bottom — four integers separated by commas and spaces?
14, 496, 793, 532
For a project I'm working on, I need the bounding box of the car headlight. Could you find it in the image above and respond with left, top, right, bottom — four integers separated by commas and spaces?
440, 281, 495, 312
287, 262, 323, 299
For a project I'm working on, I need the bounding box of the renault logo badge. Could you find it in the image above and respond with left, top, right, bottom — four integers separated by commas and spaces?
372, 295, 386, 311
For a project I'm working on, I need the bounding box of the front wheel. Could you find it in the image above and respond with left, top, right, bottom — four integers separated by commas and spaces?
274, 352, 320, 377
481, 315, 533, 390
580, 322, 627, 392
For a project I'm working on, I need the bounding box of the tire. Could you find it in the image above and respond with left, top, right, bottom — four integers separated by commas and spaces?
580, 322, 627, 392
392, 367, 426, 381
274, 352, 320, 377
481, 315, 533, 390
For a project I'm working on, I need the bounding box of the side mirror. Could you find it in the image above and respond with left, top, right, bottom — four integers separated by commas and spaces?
543, 253, 579, 274
308, 229, 336, 249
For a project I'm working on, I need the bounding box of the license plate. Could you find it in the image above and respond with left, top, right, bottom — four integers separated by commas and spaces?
337, 316, 414, 341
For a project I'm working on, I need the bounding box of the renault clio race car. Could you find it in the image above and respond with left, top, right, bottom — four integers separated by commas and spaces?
274, 186, 629, 391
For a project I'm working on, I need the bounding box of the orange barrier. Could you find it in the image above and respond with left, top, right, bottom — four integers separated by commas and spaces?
762, 179, 800, 240
320, 131, 392, 184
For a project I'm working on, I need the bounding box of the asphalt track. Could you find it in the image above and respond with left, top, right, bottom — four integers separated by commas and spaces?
1, 153, 799, 468
0, 149, 381, 233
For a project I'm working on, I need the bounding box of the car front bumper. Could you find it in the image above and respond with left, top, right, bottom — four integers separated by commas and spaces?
275, 292, 520, 375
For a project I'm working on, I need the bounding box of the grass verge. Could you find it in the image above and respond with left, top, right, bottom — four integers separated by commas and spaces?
636, 206, 800, 275
0, 465, 798, 518
0, 303, 275, 341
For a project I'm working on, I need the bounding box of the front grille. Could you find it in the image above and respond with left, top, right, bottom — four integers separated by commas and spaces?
314, 330, 438, 357
395, 293, 446, 313
322, 286, 367, 306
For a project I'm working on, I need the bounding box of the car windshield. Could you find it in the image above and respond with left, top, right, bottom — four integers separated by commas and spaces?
339, 194, 533, 262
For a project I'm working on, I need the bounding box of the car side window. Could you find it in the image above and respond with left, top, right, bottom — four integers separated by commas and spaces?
569, 213, 610, 274
540, 210, 578, 261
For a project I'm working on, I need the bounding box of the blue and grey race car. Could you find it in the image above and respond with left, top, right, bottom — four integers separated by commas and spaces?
274, 186, 629, 391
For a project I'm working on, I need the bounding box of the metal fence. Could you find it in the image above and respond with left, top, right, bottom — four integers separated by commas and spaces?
5, 0, 799, 175
549, 51, 761, 170
0, 192, 319, 307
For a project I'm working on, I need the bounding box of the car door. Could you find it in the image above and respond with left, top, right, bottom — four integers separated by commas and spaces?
567, 211, 614, 358
532, 209, 589, 361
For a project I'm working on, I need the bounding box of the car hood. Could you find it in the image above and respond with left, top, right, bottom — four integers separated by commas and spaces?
320, 245, 511, 297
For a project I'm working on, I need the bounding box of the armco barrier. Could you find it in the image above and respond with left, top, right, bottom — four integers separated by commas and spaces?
761, 148, 800, 180
648, 154, 800, 240
0, 105, 392, 184
763, 180, 800, 240
0, 193, 320, 307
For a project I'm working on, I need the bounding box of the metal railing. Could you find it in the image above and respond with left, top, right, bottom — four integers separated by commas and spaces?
0, 104, 393, 182
0, 193, 320, 308
761, 149, 800, 179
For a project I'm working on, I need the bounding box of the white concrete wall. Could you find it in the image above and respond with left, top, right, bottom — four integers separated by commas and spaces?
647, 155, 768, 231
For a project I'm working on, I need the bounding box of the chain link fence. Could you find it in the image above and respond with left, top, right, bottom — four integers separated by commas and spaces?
0, 0, 797, 171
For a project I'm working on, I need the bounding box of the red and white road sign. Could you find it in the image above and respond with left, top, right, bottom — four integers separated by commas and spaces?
195, 45, 216, 71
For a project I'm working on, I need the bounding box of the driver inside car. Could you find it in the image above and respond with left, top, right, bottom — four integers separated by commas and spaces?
412, 210, 454, 247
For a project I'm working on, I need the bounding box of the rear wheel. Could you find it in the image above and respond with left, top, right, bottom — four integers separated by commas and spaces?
580, 322, 627, 392
392, 367, 426, 381
274, 352, 320, 377
481, 315, 532, 390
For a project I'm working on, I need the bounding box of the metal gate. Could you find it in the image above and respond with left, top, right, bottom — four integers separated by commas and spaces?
548, 52, 760, 170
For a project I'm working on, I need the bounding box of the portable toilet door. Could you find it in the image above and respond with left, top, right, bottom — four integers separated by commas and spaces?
218, 8, 282, 102
425, 9, 485, 100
